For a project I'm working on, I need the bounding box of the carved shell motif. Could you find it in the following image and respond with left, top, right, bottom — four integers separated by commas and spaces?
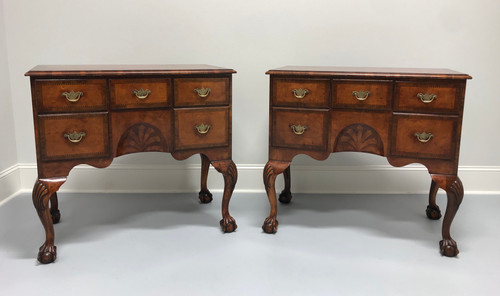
117, 123, 167, 156
334, 124, 384, 156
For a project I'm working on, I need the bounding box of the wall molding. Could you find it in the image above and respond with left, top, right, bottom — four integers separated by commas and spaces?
2, 163, 498, 198
0, 164, 21, 205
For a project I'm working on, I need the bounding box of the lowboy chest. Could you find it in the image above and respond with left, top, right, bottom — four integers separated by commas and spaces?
262, 66, 471, 257
26, 65, 238, 264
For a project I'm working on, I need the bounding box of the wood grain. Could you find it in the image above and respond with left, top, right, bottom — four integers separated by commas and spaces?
27, 65, 237, 263
26, 64, 236, 77
265, 66, 470, 257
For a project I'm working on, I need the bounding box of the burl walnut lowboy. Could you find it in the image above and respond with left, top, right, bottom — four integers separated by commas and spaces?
26, 65, 238, 264
262, 66, 471, 257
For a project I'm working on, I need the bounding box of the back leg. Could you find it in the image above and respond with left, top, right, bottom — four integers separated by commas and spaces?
278, 166, 292, 203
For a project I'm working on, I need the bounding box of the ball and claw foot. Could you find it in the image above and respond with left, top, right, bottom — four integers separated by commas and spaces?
198, 190, 213, 203
440, 239, 459, 257
51, 209, 61, 224
262, 217, 279, 233
426, 205, 442, 220
220, 216, 237, 233
37, 244, 57, 264
278, 190, 292, 204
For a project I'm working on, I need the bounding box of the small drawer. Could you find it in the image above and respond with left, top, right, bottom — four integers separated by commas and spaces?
35, 79, 107, 113
272, 78, 330, 108
272, 108, 328, 151
38, 113, 109, 161
394, 81, 464, 114
174, 78, 229, 107
110, 78, 170, 109
333, 80, 392, 109
174, 107, 229, 151
390, 114, 458, 160
331, 110, 391, 156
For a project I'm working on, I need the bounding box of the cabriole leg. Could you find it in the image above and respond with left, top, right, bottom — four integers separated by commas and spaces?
431, 175, 463, 257
198, 154, 213, 203
279, 166, 292, 203
426, 179, 442, 220
211, 160, 238, 233
32, 178, 66, 264
262, 161, 290, 233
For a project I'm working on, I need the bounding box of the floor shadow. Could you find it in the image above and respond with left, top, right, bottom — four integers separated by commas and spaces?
266, 193, 445, 244
0, 192, 222, 259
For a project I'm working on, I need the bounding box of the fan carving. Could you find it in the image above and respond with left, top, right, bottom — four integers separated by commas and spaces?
334, 124, 384, 155
117, 123, 167, 156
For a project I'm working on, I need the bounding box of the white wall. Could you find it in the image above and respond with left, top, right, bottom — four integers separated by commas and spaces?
0, 0, 17, 170
0, 0, 19, 200
2, 0, 500, 193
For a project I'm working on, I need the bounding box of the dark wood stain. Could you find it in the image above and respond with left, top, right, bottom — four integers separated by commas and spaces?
263, 66, 470, 258
28, 65, 237, 264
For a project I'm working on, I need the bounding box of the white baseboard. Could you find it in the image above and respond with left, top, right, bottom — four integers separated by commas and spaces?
0, 164, 21, 205
7, 163, 500, 196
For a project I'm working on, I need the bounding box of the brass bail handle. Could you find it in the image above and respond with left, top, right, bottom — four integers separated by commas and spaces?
352, 90, 370, 101
62, 90, 83, 102
132, 88, 151, 99
194, 87, 211, 98
195, 123, 211, 134
64, 131, 86, 143
417, 92, 437, 103
414, 131, 433, 143
292, 88, 309, 99
290, 124, 307, 135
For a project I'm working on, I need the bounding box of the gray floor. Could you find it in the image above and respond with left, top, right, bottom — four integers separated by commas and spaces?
0, 191, 499, 295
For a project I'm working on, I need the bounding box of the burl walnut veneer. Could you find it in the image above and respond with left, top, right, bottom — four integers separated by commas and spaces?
26, 65, 237, 264
263, 66, 471, 257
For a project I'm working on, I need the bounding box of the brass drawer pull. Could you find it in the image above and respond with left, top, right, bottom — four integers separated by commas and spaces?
417, 92, 437, 103
352, 90, 370, 101
132, 88, 151, 99
292, 88, 309, 99
291, 124, 307, 135
64, 131, 86, 143
194, 87, 211, 98
195, 123, 211, 134
62, 90, 83, 103
414, 131, 433, 143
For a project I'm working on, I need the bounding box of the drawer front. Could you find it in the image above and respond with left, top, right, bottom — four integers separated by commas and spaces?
390, 114, 458, 160
272, 78, 330, 108
38, 113, 109, 161
272, 108, 328, 150
35, 79, 107, 113
110, 78, 171, 109
111, 110, 172, 157
394, 81, 463, 113
174, 78, 229, 107
333, 80, 392, 109
331, 110, 391, 156
174, 107, 229, 150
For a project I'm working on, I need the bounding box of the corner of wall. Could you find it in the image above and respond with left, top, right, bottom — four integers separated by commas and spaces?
0, 165, 21, 205
0, 0, 20, 196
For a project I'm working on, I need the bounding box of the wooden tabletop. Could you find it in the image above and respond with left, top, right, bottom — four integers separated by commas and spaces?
266, 66, 471, 79
25, 64, 236, 77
